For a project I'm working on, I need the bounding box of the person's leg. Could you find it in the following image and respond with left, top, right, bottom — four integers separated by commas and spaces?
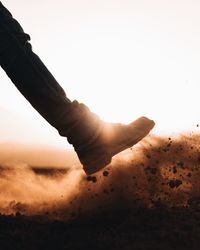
0, 2, 73, 130
0, 2, 155, 175
0, 2, 103, 144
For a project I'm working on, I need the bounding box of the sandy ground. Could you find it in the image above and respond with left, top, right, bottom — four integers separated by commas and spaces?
0, 133, 200, 249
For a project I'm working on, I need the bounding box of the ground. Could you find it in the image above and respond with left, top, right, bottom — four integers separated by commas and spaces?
0, 207, 200, 250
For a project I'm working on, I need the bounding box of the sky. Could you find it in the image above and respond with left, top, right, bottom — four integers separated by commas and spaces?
1, 0, 200, 147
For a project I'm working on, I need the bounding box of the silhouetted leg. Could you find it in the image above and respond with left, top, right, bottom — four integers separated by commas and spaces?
0, 2, 155, 175
0, 2, 76, 134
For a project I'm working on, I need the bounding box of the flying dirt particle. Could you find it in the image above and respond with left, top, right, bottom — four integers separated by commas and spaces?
168, 179, 182, 188
180, 146, 184, 151
16, 211, 21, 217
146, 154, 151, 159
163, 148, 169, 153
87, 175, 97, 183
167, 142, 172, 148
197, 124, 199, 127
173, 166, 177, 174
187, 172, 192, 177
103, 171, 109, 177
150, 168, 157, 175
146, 167, 157, 175
177, 161, 184, 168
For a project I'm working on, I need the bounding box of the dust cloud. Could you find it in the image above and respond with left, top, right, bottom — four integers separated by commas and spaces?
0, 133, 200, 221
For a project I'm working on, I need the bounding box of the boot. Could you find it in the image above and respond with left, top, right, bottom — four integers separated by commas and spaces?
62, 101, 155, 175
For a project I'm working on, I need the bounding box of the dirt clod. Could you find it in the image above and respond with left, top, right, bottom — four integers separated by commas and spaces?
87, 176, 97, 183
103, 171, 109, 177
168, 179, 182, 188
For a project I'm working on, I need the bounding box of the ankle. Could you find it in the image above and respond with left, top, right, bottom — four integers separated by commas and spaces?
60, 101, 103, 149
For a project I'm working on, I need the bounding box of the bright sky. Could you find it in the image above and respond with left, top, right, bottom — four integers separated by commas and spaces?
1, 0, 200, 146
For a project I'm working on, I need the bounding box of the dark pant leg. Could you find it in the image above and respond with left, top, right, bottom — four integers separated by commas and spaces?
0, 2, 75, 134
